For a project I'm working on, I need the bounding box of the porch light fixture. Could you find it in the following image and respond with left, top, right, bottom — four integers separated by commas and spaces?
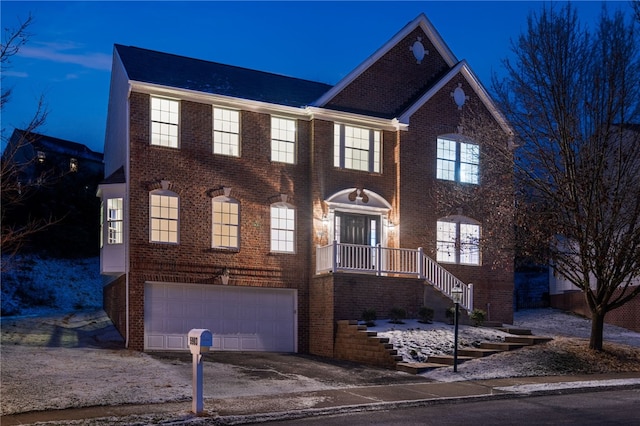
220, 267, 230, 285
451, 283, 463, 372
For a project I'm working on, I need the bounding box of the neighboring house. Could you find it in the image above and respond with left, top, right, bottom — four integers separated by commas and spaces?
3, 128, 103, 185
2, 129, 104, 255
99, 13, 515, 359
548, 124, 640, 332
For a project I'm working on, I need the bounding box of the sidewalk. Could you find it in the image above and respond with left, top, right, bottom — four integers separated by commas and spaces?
3, 372, 640, 425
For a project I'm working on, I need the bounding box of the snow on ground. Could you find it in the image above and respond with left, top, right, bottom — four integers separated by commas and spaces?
1, 255, 640, 415
369, 309, 640, 382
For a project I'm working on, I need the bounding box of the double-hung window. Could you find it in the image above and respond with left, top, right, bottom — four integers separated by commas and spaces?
436, 217, 480, 265
334, 124, 381, 173
213, 107, 240, 157
107, 198, 123, 244
270, 202, 295, 253
436, 136, 479, 184
151, 97, 179, 148
271, 116, 296, 164
212, 196, 239, 249
150, 190, 179, 243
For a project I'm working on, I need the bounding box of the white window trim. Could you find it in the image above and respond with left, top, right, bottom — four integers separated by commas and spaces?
213, 106, 241, 157
150, 96, 180, 148
436, 135, 479, 184
436, 215, 481, 266
149, 189, 179, 244
106, 198, 124, 245
270, 201, 296, 253
271, 116, 297, 164
211, 195, 240, 250
334, 123, 381, 173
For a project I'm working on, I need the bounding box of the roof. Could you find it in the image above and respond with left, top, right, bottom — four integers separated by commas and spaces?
10, 129, 104, 163
100, 166, 125, 185
115, 44, 333, 108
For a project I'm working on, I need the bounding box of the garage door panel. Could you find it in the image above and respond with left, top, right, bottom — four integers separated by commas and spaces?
145, 282, 296, 352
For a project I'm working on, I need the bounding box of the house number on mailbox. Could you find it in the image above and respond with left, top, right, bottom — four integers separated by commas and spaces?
190, 336, 198, 345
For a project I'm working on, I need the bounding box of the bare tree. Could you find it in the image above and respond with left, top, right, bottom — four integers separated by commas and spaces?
1, 14, 52, 264
492, 3, 640, 350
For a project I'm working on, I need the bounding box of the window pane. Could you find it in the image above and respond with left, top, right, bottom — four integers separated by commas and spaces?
213, 108, 240, 157
270, 205, 295, 253
150, 193, 179, 243
151, 97, 179, 148
212, 199, 240, 249
271, 117, 296, 164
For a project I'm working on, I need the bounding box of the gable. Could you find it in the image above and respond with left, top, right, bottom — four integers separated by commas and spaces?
313, 14, 458, 118
398, 61, 512, 135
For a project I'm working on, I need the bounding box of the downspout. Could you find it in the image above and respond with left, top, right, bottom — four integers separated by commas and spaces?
124, 85, 132, 348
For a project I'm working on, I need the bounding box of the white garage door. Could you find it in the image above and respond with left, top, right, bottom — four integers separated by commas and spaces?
144, 282, 297, 352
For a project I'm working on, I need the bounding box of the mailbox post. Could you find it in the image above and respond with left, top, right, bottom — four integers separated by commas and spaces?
188, 328, 213, 415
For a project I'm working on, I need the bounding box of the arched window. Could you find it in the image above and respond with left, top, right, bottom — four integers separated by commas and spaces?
212, 193, 240, 249
270, 200, 295, 253
436, 215, 480, 265
149, 189, 179, 243
436, 135, 479, 184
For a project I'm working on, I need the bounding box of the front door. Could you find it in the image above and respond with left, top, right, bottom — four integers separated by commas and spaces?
336, 212, 380, 269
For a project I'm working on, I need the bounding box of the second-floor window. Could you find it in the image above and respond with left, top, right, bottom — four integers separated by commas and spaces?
436, 137, 479, 184
107, 198, 123, 244
271, 116, 296, 164
334, 124, 381, 173
213, 107, 240, 157
436, 217, 480, 265
150, 97, 179, 148
150, 190, 179, 243
212, 197, 240, 249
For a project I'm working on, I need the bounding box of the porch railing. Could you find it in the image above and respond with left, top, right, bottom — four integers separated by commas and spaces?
316, 241, 473, 311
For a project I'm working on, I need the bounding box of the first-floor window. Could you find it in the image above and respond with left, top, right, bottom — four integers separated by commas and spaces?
212, 197, 240, 249
270, 203, 295, 253
150, 190, 179, 243
107, 198, 123, 244
437, 217, 480, 265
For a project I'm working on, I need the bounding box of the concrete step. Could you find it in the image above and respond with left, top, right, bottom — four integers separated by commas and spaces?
479, 341, 526, 351
396, 362, 447, 374
457, 347, 503, 358
497, 327, 533, 335
427, 355, 475, 365
505, 335, 553, 345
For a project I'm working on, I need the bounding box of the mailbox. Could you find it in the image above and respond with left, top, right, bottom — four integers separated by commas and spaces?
188, 329, 213, 354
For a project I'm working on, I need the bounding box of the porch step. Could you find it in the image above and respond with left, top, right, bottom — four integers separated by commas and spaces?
479, 341, 526, 351
426, 355, 474, 365
505, 335, 553, 345
396, 362, 447, 374
497, 327, 533, 335
457, 347, 502, 358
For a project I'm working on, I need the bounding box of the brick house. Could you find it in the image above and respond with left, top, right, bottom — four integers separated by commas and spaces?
99, 13, 514, 358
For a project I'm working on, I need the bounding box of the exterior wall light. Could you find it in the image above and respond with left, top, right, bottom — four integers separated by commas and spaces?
220, 267, 230, 285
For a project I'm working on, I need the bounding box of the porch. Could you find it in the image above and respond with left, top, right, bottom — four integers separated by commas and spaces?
316, 241, 473, 312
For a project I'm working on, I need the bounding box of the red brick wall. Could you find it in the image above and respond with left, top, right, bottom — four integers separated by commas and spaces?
550, 288, 640, 333
326, 28, 450, 117
126, 92, 312, 352
103, 275, 126, 342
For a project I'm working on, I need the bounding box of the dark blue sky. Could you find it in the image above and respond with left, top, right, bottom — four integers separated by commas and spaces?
1, 1, 631, 153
